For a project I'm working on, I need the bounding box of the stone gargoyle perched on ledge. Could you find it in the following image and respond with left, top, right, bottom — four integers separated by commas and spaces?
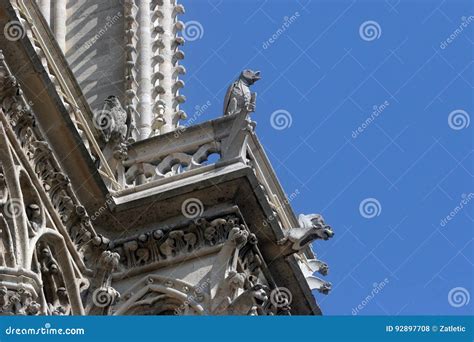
280, 214, 334, 296
95, 95, 131, 143
219, 69, 261, 160
94, 95, 133, 187
278, 214, 334, 255
223, 69, 261, 116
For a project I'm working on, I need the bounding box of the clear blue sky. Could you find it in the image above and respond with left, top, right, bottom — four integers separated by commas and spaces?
180, 0, 473, 315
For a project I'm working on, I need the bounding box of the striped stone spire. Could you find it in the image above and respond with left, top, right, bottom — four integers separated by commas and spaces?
124, 0, 140, 140
150, 0, 186, 135
35, 0, 187, 141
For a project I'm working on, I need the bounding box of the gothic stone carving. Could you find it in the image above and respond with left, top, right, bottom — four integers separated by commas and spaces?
86, 251, 120, 315
0, 52, 98, 257
110, 216, 239, 272
223, 69, 260, 116
113, 217, 282, 316
278, 213, 334, 254
115, 275, 207, 315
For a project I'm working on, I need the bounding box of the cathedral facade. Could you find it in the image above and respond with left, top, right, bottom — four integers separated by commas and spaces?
0, 0, 333, 315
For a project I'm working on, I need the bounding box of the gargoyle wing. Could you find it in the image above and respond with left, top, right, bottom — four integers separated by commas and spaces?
223, 81, 236, 115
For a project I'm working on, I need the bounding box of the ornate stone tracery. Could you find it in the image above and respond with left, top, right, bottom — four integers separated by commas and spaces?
111, 216, 285, 316
0, 50, 102, 316
115, 275, 207, 315
0, 53, 98, 259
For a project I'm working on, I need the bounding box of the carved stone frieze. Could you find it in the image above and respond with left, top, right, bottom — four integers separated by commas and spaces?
112, 216, 287, 316
0, 272, 42, 316
110, 216, 239, 273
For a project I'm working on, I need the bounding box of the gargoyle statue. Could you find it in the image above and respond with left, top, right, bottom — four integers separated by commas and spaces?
296, 254, 332, 295
94, 96, 132, 187
226, 283, 269, 315
26, 203, 42, 237
223, 69, 261, 116
95, 95, 131, 143
278, 214, 334, 254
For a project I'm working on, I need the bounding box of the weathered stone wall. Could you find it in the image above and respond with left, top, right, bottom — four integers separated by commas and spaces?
65, 0, 125, 111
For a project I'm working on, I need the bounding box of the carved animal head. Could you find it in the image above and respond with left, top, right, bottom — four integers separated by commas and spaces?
228, 283, 269, 315
228, 227, 248, 248
104, 95, 122, 108
240, 69, 261, 85
227, 271, 246, 292
26, 204, 41, 221
40, 247, 51, 258
318, 263, 329, 276
26, 302, 41, 315
298, 213, 334, 241
318, 282, 332, 295
56, 287, 68, 300
251, 284, 269, 304
152, 229, 164, 240
287, 224, 334, 252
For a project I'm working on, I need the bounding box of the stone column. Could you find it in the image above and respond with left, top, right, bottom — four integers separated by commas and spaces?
53, 0, 67, 51
137, 0, 153, 139
150, 0, 186, 135
124, 0, 139, 141
38, 0, 50, 25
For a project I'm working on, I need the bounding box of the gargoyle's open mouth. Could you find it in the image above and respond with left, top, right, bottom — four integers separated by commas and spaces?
254, 296, 267, 306
300, 234, 316, 247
